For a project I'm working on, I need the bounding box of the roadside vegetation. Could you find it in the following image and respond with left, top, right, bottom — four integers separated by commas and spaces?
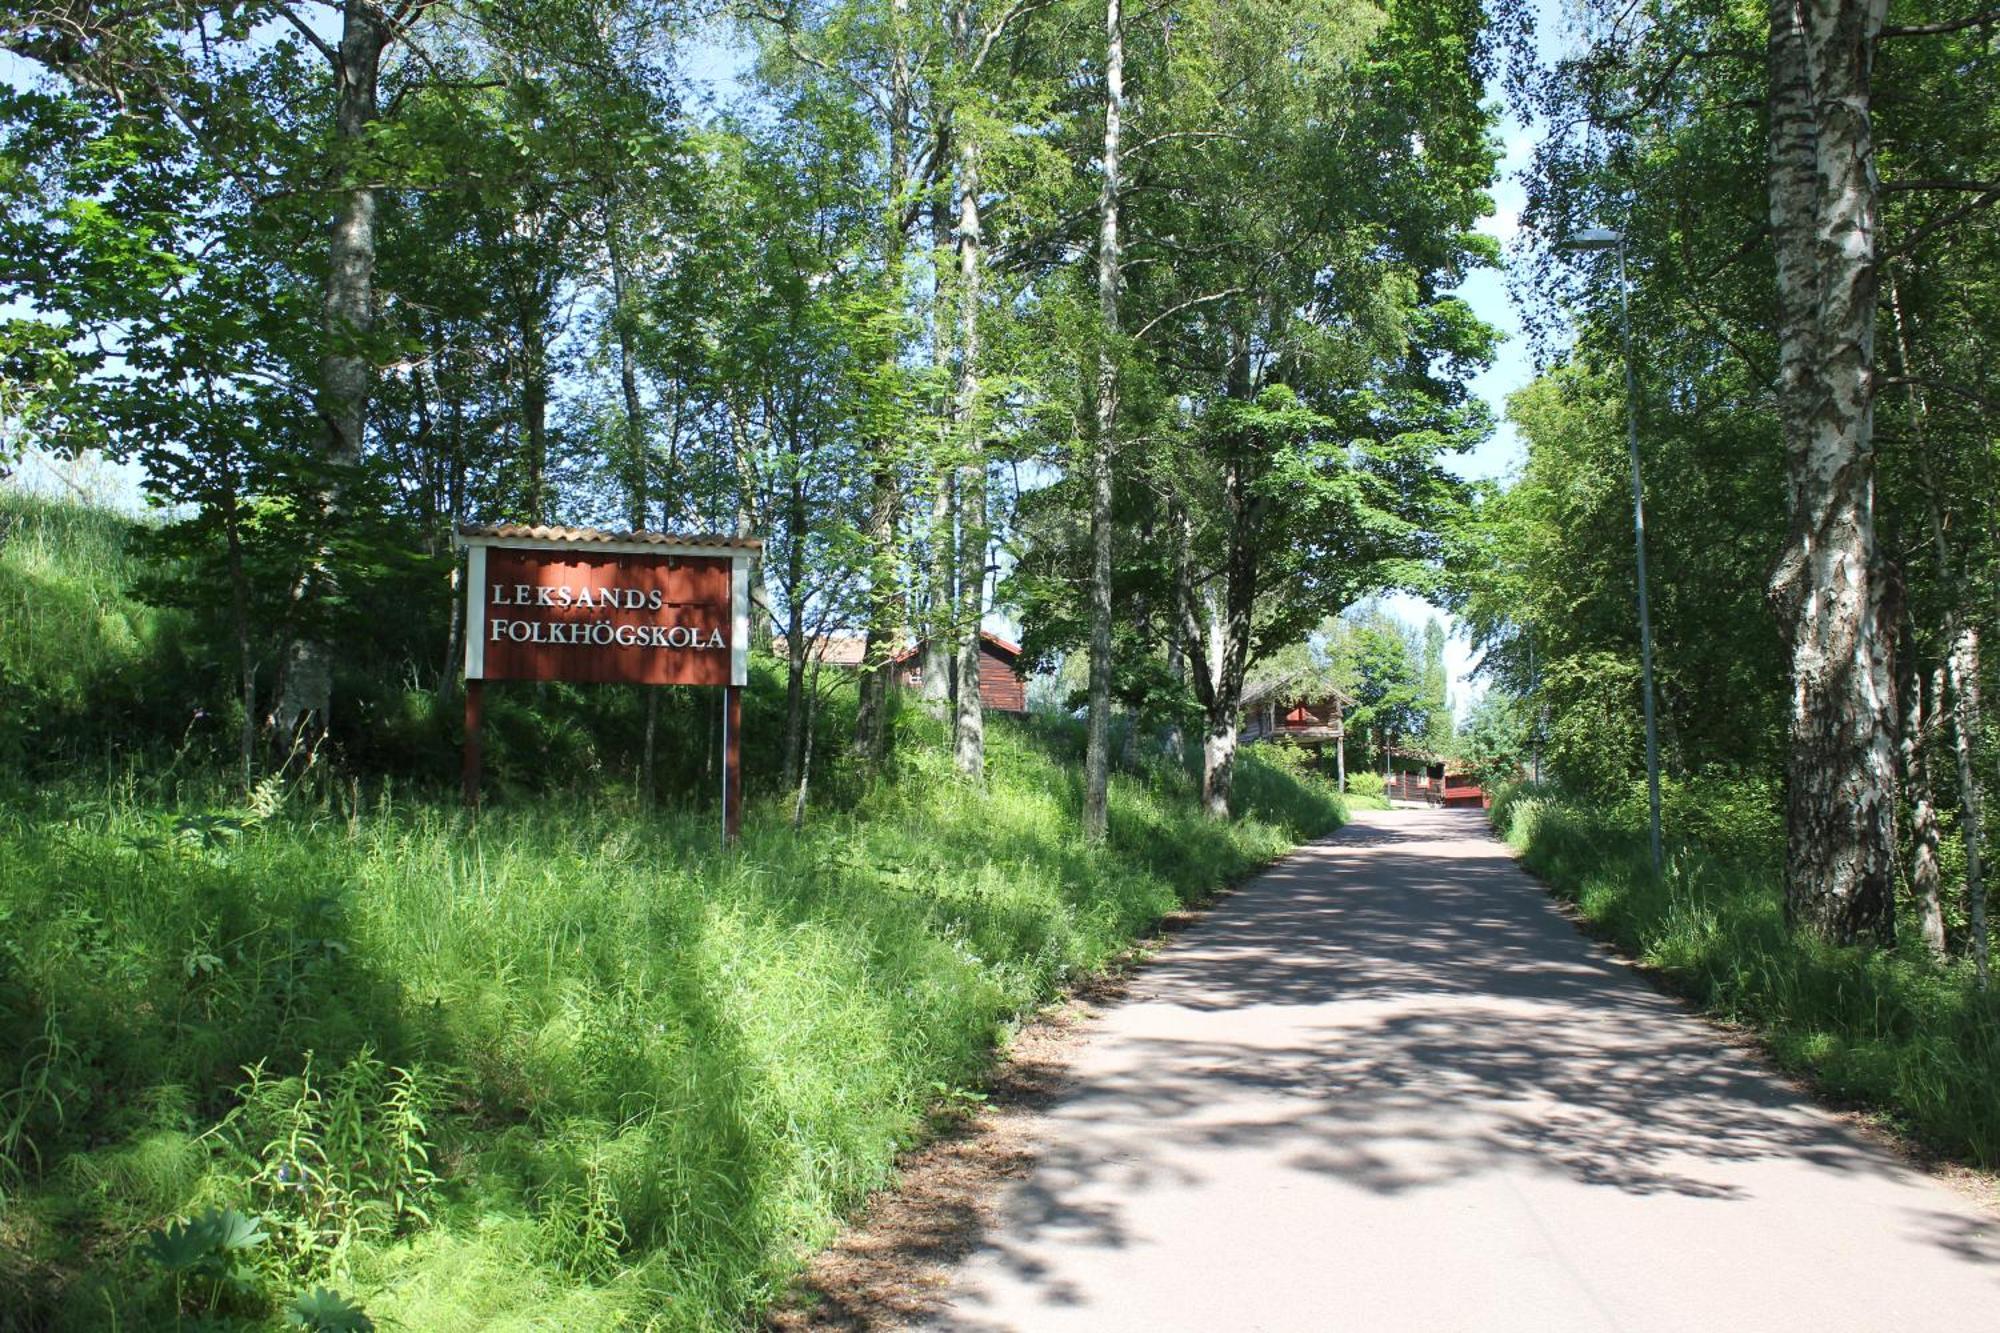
0, 491, 1346, 1329
1492, 781, 2000, 1168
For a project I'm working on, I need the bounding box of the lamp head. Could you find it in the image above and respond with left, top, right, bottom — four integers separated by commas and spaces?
1560, 226, 1624, 252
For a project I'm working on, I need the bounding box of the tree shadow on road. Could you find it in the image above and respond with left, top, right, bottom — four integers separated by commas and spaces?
783, 811, 2000, 1330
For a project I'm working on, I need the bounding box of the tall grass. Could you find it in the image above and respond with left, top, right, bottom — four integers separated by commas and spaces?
1493, 783, 2000, 1166
0, 491, 194, 760
1, 715, 1344, 1329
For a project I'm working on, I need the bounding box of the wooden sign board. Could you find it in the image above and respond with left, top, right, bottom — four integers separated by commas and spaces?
457, 524, 760, 840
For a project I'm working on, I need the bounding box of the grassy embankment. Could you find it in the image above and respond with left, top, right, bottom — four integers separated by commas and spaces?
1492, 781, 2000, 1167
0, 491, 1349, 1330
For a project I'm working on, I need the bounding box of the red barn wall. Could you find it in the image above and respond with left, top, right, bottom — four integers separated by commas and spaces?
894, 639, 1026, 712
978, 644, 1026, 713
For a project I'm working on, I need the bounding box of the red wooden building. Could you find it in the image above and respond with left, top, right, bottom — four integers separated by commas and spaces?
1382, 748, 1488, 808
893, 632, 1029, 714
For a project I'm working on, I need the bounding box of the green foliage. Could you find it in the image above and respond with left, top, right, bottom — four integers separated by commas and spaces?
285, 1287, 374, 1333
0, 491, 195, 763
1345, 771, 1387, 804
1494, 782, 2000, 1166
140, 1205, 268, 1273
139, 1205, 270, 1321
1454, 689, 1529, 789
1452, 365, 1786, 794
1327, 606, 1437, 768
0, 720, 1345, 1329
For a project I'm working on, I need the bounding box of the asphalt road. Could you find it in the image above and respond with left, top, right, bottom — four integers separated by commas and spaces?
925, 806, 2000, 1332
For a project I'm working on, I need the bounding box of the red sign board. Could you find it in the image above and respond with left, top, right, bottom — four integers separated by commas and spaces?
456, 526, 758, 838
468, 546, 740, 686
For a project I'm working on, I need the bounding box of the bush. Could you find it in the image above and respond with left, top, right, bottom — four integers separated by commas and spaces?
1491, 780, 2000, 1166
1345, 770, 1387, 804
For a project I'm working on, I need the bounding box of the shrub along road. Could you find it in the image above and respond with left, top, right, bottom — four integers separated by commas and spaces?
924, 807, 2000, 1331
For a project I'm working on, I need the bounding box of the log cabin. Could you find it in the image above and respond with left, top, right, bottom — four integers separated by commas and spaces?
893, 632, 1029, 714
1241, 677, 1356, 784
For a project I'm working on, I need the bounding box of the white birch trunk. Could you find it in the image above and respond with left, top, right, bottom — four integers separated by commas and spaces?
951, 127, 986, 779
921, 173, 957, 719
1945, 627, 1988, 986
1900, 650, 1949, 958
1083, 0, 1123, 840
1765, 0, 1898, 944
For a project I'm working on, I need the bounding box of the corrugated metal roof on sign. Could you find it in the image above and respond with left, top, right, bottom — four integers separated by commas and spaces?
458, 523, 762, 550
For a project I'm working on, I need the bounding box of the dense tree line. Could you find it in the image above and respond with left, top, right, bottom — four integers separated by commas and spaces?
1460, 0, 1998, 968
1, 0, 1498, 823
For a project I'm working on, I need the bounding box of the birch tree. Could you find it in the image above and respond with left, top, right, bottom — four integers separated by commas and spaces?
1764, 0, 1900, 943
1082, 0, 1123, 839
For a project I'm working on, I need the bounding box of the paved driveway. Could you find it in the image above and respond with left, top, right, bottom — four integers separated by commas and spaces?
927, 807, 2000, 1331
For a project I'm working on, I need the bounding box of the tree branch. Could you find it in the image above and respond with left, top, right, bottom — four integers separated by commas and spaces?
1133, 287, 1246, 344
1124, 129, 1249, 159
970, 0, 1055, 73
1882, 178, 2000, 192
272, 2, 341, 68
1880, 9, 2000, 37
744, 5, 892, 122
1888, 187, 2000, 257
1878, 375, 2000, 413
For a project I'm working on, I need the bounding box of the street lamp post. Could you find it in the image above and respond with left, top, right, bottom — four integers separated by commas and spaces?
1563, 226, 1664, 877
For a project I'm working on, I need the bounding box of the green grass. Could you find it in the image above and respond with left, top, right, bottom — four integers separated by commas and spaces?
0, 492, 191, 756
0, 488, 1347, 1327
0, 715, 1345, 1329
1492, 781, 2000, 1167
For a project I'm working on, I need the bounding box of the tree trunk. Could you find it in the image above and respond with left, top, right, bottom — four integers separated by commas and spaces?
438, 368, 465, 704
1202, 704, 1237, 820
610, 205, 648, 530
1898, 626, 1949, 958
224, 471, 256, 791
610, 207, 657, 799
523, 321, 550, 522
1946, 626, 1989, 986
1765, 0, 1898, 945
1083, 0, 1124, 840
921, 140, 957, 720
783, 474, 810, 791
1195, 361, 1260, 819
1196, 573, 1247, 819
1163, 507, 1187, 762
273, 0, 387, 737
793, 655, 823, 831
853, 0, 914, 766
442, 554, 464, 697
951, 130, 985, 780
737, 491, 772, 643
1888, 273, 1987, 984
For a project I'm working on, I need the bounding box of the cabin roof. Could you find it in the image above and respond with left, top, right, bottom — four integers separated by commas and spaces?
891, 631, 1021, 664
1240, 668, 1356, 711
